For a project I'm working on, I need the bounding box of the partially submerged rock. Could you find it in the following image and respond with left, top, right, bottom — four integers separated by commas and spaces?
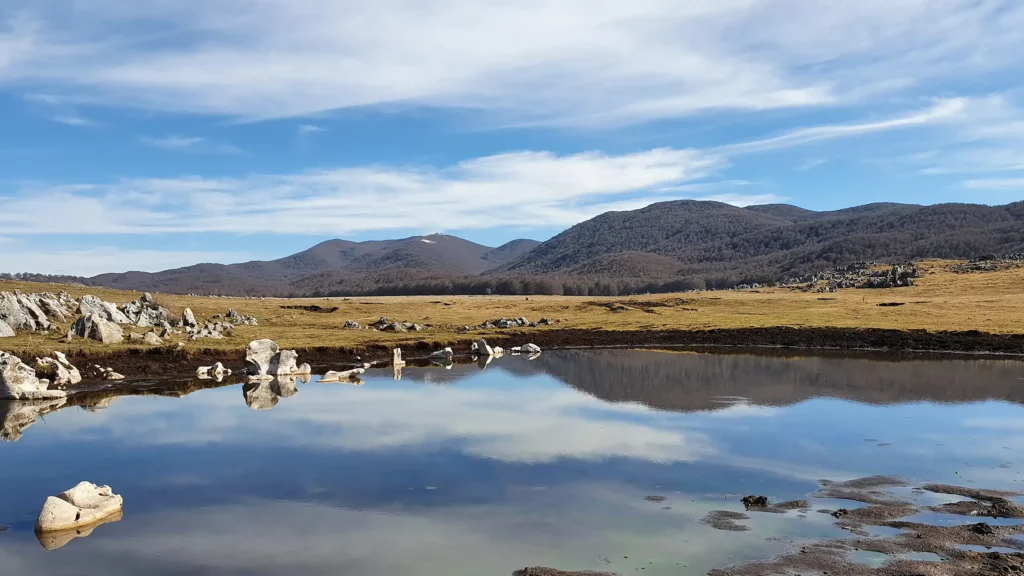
196, 362, 232, 379
429, 347, 454, 359
36, 482, 123, 533
36, 510, 123, 551
1, 351, 66, 400
517, 343, 542, 354
472, 339, 494, 356
244, 339, 309, 377
70, 314, 125, 344
320, 368, 365, 383
33, 352, 82, 387
85, 365, 125, 381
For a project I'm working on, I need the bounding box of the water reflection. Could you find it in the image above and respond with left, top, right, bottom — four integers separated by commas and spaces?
1, 350, 1022, 575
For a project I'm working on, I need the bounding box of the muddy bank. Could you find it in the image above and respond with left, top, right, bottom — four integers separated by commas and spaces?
529, 478, 1024, 576
54, 326, 1024, 375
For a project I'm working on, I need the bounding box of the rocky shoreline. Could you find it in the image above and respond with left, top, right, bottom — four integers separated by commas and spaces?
37, 326, 1024, 377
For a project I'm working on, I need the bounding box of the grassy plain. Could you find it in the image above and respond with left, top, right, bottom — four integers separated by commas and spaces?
1, 260, 1022, 358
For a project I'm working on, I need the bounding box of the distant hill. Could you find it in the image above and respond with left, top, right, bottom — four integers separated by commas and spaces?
80, 234, 540, 295
8, 200, 1023, 296
495, 200, 1024, 288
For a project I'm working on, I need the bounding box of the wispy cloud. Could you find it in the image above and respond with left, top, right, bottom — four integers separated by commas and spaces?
50, 113, 96, 126
796, 158, 827, 171
2, 2, 1022, 125
0, 148, 731, 236
963, 178, 1024, 190
140, 135, 243, 155
297, 124, 325, 135
715, 99, 966, 155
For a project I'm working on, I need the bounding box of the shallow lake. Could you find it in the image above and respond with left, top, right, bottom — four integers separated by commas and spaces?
1, 349, 1022, 575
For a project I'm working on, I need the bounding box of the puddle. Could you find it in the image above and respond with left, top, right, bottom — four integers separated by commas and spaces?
958, 544, 1020, 554
849, 550, 941, 567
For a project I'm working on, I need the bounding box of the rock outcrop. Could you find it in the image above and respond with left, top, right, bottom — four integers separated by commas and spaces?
78, 295, 131, 324
70, 314, 125, 344
0, 319, 13, 338
343, 320, 361, 329
35, 482, 123, 533
226, 308, 258, 326
0, 352, 66, 400
430, 347, 454, 359
33, 352, 83, 387
121, 293, 172, 327
196, 362, 232, 379
0, 291, 38, 331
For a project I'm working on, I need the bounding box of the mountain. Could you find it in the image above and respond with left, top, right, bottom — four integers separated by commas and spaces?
84, 234, 539, 295
8, 200, 1023, 296
495, 200, 1024, 288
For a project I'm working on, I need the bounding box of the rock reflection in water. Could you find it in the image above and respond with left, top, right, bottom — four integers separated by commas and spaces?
242, 375, 310, 410
1, 398, 67, 442
35, 510, 123, 551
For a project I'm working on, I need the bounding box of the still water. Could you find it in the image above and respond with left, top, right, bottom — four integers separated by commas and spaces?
1, 350, 1022, 575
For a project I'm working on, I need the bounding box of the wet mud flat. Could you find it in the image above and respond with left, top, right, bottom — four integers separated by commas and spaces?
55, 326, 1024, 377
525, 477, 1024, 576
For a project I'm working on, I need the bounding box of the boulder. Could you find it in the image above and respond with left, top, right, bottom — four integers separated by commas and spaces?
35, 482, 123, 533
0, 319, 14, 338
196, 362, 232, 379
343, 320, 361, 329
78, 295, 130, 324
520, 343, 542, 354
181, 308, 198, 329
226, 308, 258, 326
429, 347, 454, 359
245, 339, 280, 376
0, 292, 36, 331
273, 349, 300, 375
143, 332, 163, 346
71, 314, 125, 344
0, 352, 66, 400
15, 293, 52, 331
33, 352, 83, 387
129, 332, 144, 343
296, 363, 311, 375
320, 368, 365, 382
472, 339, 494, 356
34, 295, 70, 323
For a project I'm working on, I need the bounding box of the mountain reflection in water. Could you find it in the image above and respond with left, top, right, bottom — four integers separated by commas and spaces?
0, 349, 1021, 576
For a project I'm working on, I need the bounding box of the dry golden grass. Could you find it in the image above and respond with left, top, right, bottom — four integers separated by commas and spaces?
1, 259, 1022, 356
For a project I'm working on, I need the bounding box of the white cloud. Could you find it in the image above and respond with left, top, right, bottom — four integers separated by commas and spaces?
963, 178, 1024, 190
297, 124, 325, 135
714, 98, 966, 155
0, 244, 252, 276
0, 148, 732, 236
140, 135, 243, 154
50, 113, 95, 126
1, 1, 1022, 124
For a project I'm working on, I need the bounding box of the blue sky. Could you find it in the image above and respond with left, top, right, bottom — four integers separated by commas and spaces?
1, 0, 1023, 275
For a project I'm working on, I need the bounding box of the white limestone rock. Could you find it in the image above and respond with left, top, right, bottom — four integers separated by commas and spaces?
15, 293, 52, 331
143, 332, 163, 346
196, 362, 232, 379
320, 368, 365, 382
181, 308, 198, 329
0, 319, 14, 338
35, 482, 123, 533
520, 343, 542, 354
244, 339, 280, 376
0, 291, 36, 331
71, 314, 125, 345
429, 347, 454, 359
273, 349, 300, 375
33, 352, 83, 387
472, 339, 494, 356
77, 295, 130, 324
0, 352, 65, 400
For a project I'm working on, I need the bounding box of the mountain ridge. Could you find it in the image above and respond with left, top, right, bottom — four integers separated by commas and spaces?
5, 200, 1023, 296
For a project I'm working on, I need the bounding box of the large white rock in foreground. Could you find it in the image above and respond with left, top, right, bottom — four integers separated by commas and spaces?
0, 319, 14, 338
245, 339, 309, 377
35, 482, 123, 533
0, 352, 66, 400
